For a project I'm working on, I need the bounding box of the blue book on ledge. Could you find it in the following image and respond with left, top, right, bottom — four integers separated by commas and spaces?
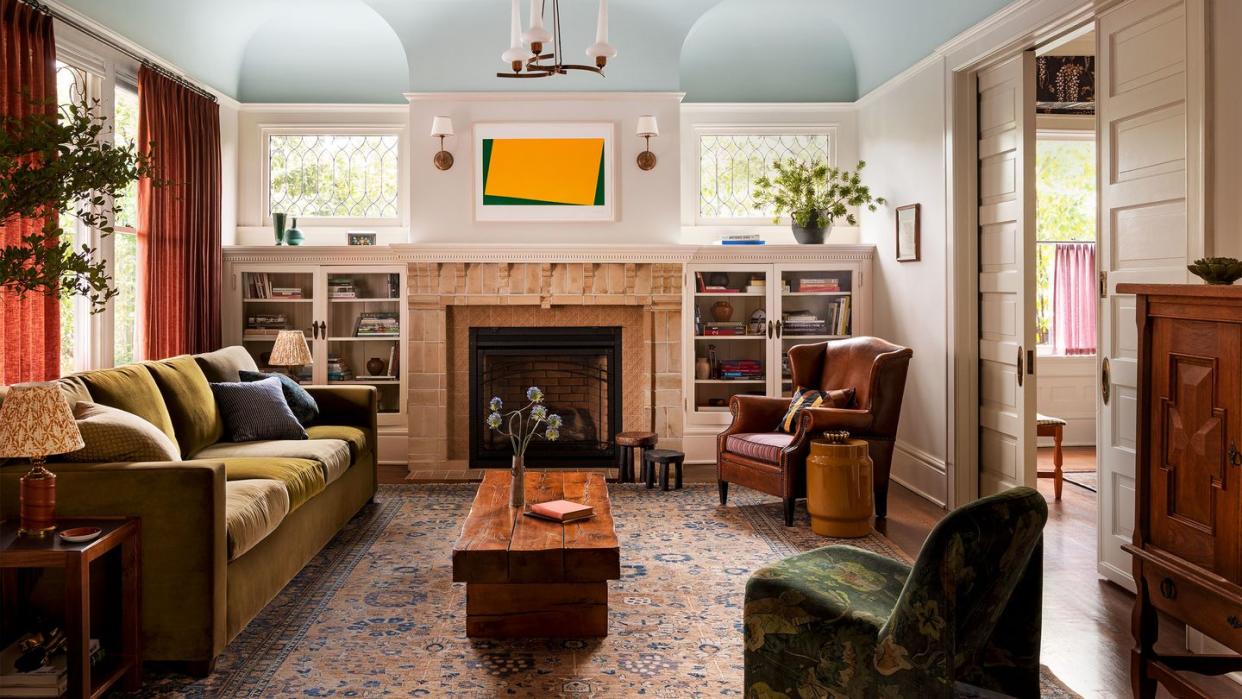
720, 240, 766, 245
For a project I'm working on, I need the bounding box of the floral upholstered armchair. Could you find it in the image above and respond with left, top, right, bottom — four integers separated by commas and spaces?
744, 487, 1048, 698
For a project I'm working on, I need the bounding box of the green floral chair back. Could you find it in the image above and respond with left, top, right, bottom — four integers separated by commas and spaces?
743, 486, 1047, 699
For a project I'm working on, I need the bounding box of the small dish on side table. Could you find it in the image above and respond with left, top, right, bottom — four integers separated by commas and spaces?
58, 526, 102, 543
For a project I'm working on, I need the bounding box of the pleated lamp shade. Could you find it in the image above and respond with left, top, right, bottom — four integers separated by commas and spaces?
0, 384, 84, 458
269, 330, 313, 367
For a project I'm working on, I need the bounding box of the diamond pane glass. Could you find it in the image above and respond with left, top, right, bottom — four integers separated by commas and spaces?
699, 133, 831, 220
269, 134, 400, 219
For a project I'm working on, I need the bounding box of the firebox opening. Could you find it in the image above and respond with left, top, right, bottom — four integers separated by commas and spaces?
469, 327, 622, 469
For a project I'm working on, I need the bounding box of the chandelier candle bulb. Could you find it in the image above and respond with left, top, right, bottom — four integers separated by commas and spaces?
502, 0, 534, 70
586, 0, 617, 67
523, 0, 552, 53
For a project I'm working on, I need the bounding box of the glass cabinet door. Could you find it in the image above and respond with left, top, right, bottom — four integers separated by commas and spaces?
323, 268, 404, 416
775, 267, 855, 397
688, 266, 772, 417
240, 268, 317, 384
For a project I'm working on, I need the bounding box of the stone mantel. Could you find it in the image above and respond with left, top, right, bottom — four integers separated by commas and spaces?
222, 243, 875, 265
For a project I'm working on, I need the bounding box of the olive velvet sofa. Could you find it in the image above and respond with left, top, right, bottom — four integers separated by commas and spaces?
0, 347, 377, 673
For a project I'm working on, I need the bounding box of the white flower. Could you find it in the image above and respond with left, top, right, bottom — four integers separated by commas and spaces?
547, 414, 563, 429
531, 405, 548, 421
526, 386, 544, 403
488, 396, 503, 412
486, 412, 503, 429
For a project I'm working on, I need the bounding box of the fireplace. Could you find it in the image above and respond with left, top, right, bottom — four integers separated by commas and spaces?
469, 327, 622, 468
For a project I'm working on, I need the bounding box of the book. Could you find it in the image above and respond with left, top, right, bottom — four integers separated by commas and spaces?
0, 638, 102, 697
526, 500, 595, 522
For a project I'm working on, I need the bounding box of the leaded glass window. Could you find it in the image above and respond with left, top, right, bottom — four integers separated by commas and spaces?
268, 133, 400, 219
698, 131, 833, 221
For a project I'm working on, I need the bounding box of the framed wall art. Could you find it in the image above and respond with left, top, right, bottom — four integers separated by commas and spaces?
473, 122, 615, 222
896, 203, 920, 262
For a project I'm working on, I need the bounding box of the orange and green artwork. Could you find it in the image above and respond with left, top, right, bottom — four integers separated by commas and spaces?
481, 137, 607, 207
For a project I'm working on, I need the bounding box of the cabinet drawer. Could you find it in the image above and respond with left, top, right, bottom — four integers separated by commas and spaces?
1141, 559, 1242, 654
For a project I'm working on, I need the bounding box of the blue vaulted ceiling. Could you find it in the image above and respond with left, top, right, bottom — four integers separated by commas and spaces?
59, 0, 1015, 103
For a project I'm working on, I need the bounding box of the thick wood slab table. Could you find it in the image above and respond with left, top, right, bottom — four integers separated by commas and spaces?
452, 470, 621, 638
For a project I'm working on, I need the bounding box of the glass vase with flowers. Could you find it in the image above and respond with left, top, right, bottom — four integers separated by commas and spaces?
484, 387, 562, 508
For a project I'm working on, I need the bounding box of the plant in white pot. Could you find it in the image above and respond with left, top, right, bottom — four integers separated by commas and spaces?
484, 387, 562, 509
753, 159, 886, 244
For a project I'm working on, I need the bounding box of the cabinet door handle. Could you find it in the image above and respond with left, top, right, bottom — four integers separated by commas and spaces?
1230, 441, 1241, 467
1101, 357, 1110, 406
767, 320, 774, 339
1159, 577, 1177, 600
1017, 346, 1024, 387
775, 320, 782, 338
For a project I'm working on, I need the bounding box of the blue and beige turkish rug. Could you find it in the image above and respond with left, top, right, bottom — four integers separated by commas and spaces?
125, 484, 1079, 698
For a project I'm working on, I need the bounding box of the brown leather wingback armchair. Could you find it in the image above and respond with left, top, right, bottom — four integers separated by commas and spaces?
716, 336, 912, 525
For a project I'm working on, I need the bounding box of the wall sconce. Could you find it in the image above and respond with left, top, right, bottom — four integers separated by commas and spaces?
431, 116, 454, 170
636, 115, 658, 171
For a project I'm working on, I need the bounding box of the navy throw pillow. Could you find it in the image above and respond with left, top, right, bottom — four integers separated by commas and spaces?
211, 377, 307, 442
239, 370, 319, 426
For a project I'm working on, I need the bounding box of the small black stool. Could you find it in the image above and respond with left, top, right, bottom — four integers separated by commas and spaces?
643, 449, 685, 491
616, 431, 658, 483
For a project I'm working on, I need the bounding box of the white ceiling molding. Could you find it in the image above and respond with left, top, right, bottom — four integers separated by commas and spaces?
680, 102, 855, 113
404, 92, 686, 103
238, 103, 410, 113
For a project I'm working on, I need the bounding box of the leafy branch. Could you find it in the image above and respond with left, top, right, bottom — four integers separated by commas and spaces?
753, 159, 885, 228
0, 98, 157, 314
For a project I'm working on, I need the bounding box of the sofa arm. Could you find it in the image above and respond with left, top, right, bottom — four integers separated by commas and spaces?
0, 460, 227, 665
306, 385, 377, 430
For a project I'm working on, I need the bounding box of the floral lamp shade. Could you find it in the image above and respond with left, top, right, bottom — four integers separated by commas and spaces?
269, 330, 313, 367
0, 384, 84, 458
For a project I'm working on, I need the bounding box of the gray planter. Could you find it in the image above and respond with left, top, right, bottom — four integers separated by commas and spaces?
791, 211, 831, 244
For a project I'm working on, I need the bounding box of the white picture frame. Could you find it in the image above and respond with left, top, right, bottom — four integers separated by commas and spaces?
473, 122, 616, 223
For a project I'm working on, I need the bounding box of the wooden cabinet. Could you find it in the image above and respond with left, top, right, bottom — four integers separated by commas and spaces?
1119, 284, 1242, 698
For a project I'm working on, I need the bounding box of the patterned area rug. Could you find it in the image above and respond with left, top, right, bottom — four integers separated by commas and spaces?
125, 484, 1080, 698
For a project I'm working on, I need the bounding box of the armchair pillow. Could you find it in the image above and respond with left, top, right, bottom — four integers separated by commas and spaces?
239, 370, 319, 426
211, 377, 307, 442
777, 387, 854, 433
62, 402, 182, 463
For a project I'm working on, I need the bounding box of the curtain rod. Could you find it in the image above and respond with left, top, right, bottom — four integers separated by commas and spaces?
21, 0, 219, 103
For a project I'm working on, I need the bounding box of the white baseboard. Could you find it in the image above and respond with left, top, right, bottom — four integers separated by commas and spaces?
890, 441, 948, 508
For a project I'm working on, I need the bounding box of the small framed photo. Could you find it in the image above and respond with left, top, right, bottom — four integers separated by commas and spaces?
347, 231, 377, 246
896, 204, 920, 262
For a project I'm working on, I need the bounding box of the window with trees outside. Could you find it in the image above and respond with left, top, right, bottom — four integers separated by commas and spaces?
1035, 137, 1096, 350
267, 133, 401, 220
112, 84, 140, 366
697, 129, 833, 223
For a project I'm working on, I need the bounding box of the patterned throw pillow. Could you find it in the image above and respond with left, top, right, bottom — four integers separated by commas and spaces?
239, 370, 319, 426
62, 402, 182, 463
776, 387, 855, 434
211, 377, 308, 443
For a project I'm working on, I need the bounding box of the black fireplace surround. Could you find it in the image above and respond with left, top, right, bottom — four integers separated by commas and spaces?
469, 327, 622, 469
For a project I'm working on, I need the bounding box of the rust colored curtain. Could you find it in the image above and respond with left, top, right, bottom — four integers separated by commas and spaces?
138, 66, 221, 359
0, 0, 59, 382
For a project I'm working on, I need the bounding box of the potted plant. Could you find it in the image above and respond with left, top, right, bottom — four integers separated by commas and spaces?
1, 99, 156, 313
753, 160, 886, 244
485, 387, 562, 508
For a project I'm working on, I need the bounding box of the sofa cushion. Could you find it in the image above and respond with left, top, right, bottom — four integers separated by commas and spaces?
225, 479, 290, 560
726, 433, 794, 464
75, 364, 179, 447
221, 457, 325, 511
146, 356, 224, 458
305, 425, 368, 459
239, 370, 318, 426
211, 378, 307, 442
195, 439, 351, 485
61, 402, 181, 463
194, 346, 259, 383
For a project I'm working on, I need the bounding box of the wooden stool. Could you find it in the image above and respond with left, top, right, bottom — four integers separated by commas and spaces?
616, 431, 657, 483
1036, 413, 1066, 500
643, 449, 685, 491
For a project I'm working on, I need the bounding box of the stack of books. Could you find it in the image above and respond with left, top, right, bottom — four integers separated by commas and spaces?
703, 322, 745, 336
270, 286, 303, 299
327, 355, 354, 381
745, 277, 766, 294
245, 313, 289, 336
354, 312, 399, 337
719, 233, 765, 246
329, 279, 356, 299
798, 277, 841, 292
0, 638, 103, 697
717, 359, 763, 380
828, 297, 852, 335
782, 310, 827, 336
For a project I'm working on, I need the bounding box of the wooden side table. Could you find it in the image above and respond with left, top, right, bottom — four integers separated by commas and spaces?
805, 436, 874, 537
0, 517, 142, 698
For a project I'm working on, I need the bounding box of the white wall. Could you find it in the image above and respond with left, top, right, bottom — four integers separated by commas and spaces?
407, 93, 682, 245
1036, 355, 1095, 447
856, 58, 950, 505
1210, 0, 1242, 259
219, 99, 240, 246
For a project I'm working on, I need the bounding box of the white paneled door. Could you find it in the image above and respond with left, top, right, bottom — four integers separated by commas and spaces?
977, 52, 1037, 496
1096, 0, 1205, 590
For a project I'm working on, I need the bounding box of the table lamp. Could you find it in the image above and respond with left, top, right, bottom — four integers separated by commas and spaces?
0, 384, 84, 536
269, 329, 313, 380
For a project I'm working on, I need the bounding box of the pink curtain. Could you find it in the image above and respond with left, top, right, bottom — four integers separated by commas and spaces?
1052, 242, 1096, 356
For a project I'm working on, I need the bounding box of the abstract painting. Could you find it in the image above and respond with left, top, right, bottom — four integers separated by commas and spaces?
474, 123, 615, 222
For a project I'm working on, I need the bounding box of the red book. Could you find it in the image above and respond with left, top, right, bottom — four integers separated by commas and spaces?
526, 499, 595, 522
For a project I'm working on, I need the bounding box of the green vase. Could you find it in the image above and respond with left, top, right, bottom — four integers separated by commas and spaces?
271, 212, 287, 245
285, 217, 304, 246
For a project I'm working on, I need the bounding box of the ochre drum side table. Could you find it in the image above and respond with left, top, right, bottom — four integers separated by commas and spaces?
805, 434, 874, 537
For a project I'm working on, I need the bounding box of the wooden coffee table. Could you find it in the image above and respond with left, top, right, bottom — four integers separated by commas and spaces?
452, 470, 620, 638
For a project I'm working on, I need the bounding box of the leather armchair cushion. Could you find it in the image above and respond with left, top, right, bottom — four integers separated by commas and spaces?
726, 433, 794, 464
